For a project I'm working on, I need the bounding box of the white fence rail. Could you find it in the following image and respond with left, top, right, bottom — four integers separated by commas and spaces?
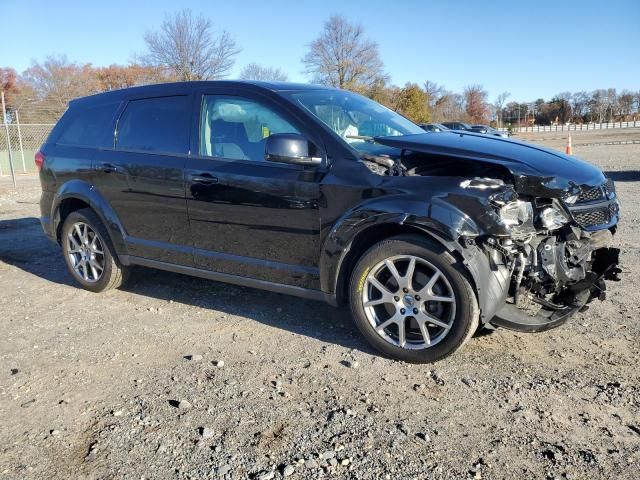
502, 120, 640, 133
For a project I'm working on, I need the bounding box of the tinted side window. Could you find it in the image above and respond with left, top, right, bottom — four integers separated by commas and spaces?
117, 96, 190, 154
57, 101, 120, 148
200, 96, 300, 161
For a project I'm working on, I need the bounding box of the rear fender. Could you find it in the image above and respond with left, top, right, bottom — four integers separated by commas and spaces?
51, 180, 129, 261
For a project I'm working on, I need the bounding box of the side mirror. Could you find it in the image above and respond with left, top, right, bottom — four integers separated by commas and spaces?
265, 133, 321, 166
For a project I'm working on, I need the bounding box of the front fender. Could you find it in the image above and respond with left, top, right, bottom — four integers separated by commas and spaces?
321, 195, 510, 322
51, 180, 129, 259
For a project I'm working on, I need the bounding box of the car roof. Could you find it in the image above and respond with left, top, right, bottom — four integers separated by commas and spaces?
70, 80, 335, 106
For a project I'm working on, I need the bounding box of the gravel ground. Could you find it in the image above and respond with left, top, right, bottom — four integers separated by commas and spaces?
1, 130, 639, 479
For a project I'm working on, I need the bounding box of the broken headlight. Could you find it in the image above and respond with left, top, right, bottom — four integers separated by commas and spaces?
538, 206, 570, 230
498, 200, 536, 237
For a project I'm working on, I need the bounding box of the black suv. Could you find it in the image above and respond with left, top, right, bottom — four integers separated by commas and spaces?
37, 81, 621, 363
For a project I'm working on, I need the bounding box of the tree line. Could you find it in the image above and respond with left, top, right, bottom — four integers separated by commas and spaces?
1, 10, 639, 126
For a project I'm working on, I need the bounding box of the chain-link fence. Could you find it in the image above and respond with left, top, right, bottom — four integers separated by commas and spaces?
0, 107, 55, 175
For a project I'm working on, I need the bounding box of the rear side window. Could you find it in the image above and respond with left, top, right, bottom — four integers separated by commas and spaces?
117, 96, 190, 154
56, 101, 120, 148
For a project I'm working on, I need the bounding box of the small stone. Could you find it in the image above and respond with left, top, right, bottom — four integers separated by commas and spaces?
257, 472, 275, 480
50, 429, 60, 436
282, 465, 295, 476
343, 360, 359, 369
305, 458, 318, 469
10, 368, 18, 375
216, 464, 231, 476
416, 432, 431, 442
113, 410, 123, 417
178, 400, 192, 410
461, 377, 473, 387
340, 458, 350, 466
186, 354, 203, 361
321, 450, 335, 460
213, 360, 225, 368
199, 427, 215, 439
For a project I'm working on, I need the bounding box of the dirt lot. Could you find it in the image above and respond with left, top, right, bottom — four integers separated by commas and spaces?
1, 130, 639, 479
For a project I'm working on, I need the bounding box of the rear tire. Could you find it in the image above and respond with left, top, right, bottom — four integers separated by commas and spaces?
61, 208, 128, 293
348, 235, 478, 363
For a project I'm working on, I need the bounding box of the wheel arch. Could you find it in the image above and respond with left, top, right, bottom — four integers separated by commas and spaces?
329, 221, 480, 307
52, 180, 129, 261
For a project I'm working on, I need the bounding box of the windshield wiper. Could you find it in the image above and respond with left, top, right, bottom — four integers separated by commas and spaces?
346, 135, 375, 142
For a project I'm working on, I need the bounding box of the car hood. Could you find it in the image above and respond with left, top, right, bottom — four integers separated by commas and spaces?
374, 131, 606, 197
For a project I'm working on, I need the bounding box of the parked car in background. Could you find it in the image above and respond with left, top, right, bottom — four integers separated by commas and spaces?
37, 81, 621, 363
441, 121, 473, 131
470, 125, 509, 138
418, 123, 450, 132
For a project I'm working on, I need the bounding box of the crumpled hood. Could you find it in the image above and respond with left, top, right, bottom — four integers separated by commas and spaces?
374, 131, 606, 197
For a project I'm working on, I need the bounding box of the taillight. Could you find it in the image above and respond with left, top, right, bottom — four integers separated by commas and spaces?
35, 151, 45, 171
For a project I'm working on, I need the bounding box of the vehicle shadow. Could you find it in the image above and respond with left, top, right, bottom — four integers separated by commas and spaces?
604, 170, 640, 182
0, 216, 374, 354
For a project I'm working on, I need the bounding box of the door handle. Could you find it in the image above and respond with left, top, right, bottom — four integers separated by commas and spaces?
95, 162, 117, 173
190, 174, 218, 185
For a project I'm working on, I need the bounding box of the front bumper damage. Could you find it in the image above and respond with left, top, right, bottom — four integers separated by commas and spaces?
490, 232, 621, 332
358, 134, 623, 332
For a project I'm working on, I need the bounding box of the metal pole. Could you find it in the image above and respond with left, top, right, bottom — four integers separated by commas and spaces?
15, 110, 26, 173
1, 91, 17, 187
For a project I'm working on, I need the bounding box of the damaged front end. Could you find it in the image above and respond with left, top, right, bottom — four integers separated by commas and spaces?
454, 176, 621, 332
362, 133, 622, 332
483, 176, 620, 331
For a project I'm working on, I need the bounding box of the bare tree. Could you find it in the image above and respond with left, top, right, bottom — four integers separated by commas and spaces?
239, 63, 288, 82
22, 54, 100, 120
590, 89, 610, 123
302, 15, 386, 90
493, 91, 510, 128
571, 91, 589, 122
142, 9, 240, 81
617, 90, 634, 120
423, 80, 446, 111
432, 92, 466, 122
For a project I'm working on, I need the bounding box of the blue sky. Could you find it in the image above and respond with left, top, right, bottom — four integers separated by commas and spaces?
3, 0, 639, 102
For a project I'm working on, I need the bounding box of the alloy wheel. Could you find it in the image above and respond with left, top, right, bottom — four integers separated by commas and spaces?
361, 255, 456, 349
66, 222, 105, 283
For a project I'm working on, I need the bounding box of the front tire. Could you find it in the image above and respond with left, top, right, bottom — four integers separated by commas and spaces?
61, 208, 128, 293
349, 235, 479, 363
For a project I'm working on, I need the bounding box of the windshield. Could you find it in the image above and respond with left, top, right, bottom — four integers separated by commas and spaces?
289, 89, 424, 155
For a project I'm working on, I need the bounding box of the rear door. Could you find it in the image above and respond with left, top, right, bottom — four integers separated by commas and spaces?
92, 94, 193, 265
185, 89, 325, 289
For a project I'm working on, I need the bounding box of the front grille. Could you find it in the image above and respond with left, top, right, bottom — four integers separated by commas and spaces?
574, 207, 610, 228
577, 185, 604, 202
567, 179, 618, 229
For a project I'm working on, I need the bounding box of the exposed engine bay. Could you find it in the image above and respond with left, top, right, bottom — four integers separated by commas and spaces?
360, 147, 622, 332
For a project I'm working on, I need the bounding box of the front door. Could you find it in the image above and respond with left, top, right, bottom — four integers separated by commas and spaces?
185, 93, 325, 289
92, 94, 192, 264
